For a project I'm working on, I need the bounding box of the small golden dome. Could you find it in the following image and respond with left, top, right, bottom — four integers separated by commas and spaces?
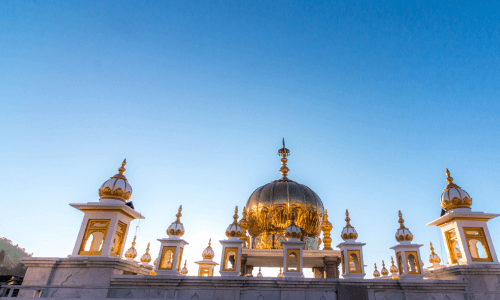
428, 242, 441, 264
380, 261, 389, 276
226, 206, 243, 239
389, 257, 398, 274
277, 267, 284, 278
98, 159, 133, 203
140, 243, 152, 264
180, 260, 188, 275
284, 211, 302, 240
257, 267, 263, 277
202, 239, 215, 259
124, 236, 138, 260
441, 169, 472, 211
167, 206, 185, 237
150, 257, 158, 275
340, 209, 358, 241
373, 263, 380, 277
395, 211, 413, 243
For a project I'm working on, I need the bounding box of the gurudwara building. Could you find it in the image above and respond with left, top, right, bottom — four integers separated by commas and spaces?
2, 141, 500, 300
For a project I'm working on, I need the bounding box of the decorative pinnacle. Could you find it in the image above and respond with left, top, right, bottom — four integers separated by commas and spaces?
145, 242, 150, 253
208, 238, 212, 247
430, 242, 435, 252
175, 205, 183, 224
382, 260, 386, 268
278, 138, 290, 180
444, 168, 461, 191
118, 159, 127, 174
374, 263, 378, 270
398, 210, 406, 229
233, 206, 239, 224
391, 257, 395, 266
184, 260, 187, 268
345, 209, 351, 226
131, 235, 136, 248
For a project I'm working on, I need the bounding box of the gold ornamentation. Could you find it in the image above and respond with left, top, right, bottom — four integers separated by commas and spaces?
140, 242, 152, 263
124, 235, 138, 260
202, 239, 215, 259
244, 141, 324, 249
257, 267, 263, 277
381, 260, 389, 276
278, 138, 290, 180
389, 257, 398, 275
151, 257, 158, 275
395, 210, 413, 242
167, 206, 185, 237
277, 267, 284, 278
373, 263, 380, 278
180, 260, 188, 275
428, 242, 441, 264
441, 169, 472, 211
238, 208, 251, 248
79, 219, 110, 255
285, 210, 301, 240
226, 206, 243, 238
340, 209, 358, 241
98, 159, 132, 202
321, 209, 333, 250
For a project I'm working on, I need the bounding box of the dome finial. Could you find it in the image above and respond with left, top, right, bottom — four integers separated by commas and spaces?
166, 205, 185, 237
321, 209, 333, 250
395, 210, 413, 242
202, 239, 215, 259
445, 168, 461, 191
226, 206, 243, 238
140, 242, 152, 264
278, 138, 290, 181
125, 235, 138, 260
389, 256, 398, 275
233, 206, 239, 224
118, 159, 126, 175
341, 209, 358, 241
429, 242, 441, 264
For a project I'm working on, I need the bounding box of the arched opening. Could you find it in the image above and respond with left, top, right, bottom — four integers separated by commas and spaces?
84, 232, 104, 252
226, 251, 236, 270
349, 253, 359, 272
288, 252, 298, 271
397, 253, 404, 275
161, 250, 173, 269
407, 253, 419, 274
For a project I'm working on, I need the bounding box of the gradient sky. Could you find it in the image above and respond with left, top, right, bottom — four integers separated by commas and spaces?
1, 0, 500, 277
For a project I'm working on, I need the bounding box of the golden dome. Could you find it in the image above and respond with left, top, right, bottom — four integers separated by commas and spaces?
180, 260, 188, 275
140, 243, 152, 263
226, 207, 244, 239
98, 159, 132, 203
380, 261, 389, 276
277, 267, 284, 278
395, 210, 413, 243
257, 267, 263, 277
429, 242, 441, 264
284, 211, 301, 240
340, 210, 358, 241
202, 239, 215, 259
167, 206, 185, 237
373, 263, 380, 278
151, 257, 158, 275
124, 236, 138, 260
441, 169, 472, 211
244, 140, 324, 249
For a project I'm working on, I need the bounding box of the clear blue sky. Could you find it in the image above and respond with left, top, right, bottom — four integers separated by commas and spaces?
1, 0, 499, 277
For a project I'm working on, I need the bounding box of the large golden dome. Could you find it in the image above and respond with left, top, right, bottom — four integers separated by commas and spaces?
244, 140, 325, 249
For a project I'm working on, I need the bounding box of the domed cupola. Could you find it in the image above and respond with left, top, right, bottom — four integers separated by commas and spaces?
395, 210, 413, 243
98, 159, 132, 203
202, 239, 215, 259
244, 140, 325, 249
440, 169, 472, 211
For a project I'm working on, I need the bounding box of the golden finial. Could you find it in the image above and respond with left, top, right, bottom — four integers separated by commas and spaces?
278, 138, 290, 180
124, 235, 138, 260
429, 242, 441, 264
167, 205, 185, 237
209, 238, 211, 247
381, 260, 389, 276
277, 267, 284, 278
176, 205, 183, 223
257, 267, 263, 277
390, 256, 398, 275
444, 168, 461, 191
180, 260, 188, 275
140, 242, 152, 264
341, 209, 358, 241
118, 159, 127, 175
395, 210, 413, 242
373, 263, 380, 277
321, 209, 333, 250
345, 209, 351, 225
233, 206, 239, 224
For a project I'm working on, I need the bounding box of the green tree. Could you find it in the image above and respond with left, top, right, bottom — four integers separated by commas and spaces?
0, 250, 5, 264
